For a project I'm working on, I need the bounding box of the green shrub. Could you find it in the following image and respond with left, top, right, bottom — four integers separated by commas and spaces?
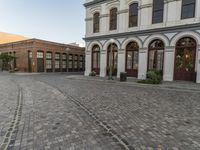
89, 71, 96, 76
138, 70, 162, 84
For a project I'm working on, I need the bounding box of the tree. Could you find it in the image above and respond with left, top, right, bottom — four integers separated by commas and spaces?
0, 53, 16, 71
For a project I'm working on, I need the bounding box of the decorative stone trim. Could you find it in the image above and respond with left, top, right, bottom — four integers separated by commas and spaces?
139, 48, 147, 53
165, 46, 175, 49
138, 4, 152, 10
100, 14, 109, 18
118, 9, 128, 14
101, 51, 106, 54
85, 18, 93, 21
84, 0, 111, 7
86, 51, 91, 55
165, 0, 181, 4
84, 23, 200, 41
165, 49, 174, 52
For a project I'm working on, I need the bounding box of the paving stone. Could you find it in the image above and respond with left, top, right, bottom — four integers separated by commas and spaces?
0, 73, 200, 150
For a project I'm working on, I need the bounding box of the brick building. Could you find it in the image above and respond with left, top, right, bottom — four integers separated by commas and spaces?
0, 39, 85, 72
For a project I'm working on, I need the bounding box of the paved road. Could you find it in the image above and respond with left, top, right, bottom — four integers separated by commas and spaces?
0, 73, 200, 150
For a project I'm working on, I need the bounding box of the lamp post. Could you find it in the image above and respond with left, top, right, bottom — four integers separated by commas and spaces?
108, 39, 114, 80
66, 47, 70, 72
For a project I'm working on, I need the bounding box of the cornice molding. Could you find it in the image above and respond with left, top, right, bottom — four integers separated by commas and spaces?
118, 9, 128, 14
84, 23, 200, 41
84, 0, 111, 8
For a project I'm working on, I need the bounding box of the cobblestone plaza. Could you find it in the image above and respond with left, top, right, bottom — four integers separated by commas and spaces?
0, 73, 200, 150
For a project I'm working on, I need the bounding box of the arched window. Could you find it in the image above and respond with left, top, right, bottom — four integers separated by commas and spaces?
174, 37, 196, 81
93, 12, 100, 33
109, 8, 117, 30
148, 40, 164, 72
129, 3, 138, 27
181, 0, 196, 19
152, 0, 164, 24
92, 45, 100, 74
126, 42, 139, 77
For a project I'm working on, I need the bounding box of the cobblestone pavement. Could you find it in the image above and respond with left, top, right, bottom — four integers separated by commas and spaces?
0, 73, 200, 150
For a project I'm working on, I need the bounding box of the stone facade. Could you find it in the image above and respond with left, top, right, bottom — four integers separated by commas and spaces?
84, 0, 200, 83
0, 39, 85, 72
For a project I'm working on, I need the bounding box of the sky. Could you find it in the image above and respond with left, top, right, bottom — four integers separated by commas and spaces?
0, 0, 85, 46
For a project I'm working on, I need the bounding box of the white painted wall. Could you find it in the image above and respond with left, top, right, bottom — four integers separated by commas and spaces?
197, 46, 200, 83
138, 48, 148, 79
84, 0, 200, 83
163, 47, 175, 81
85, 0, 200, 38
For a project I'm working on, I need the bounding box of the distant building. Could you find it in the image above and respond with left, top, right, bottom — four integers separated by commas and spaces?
84, 0, 200, 83
0, 39, 85, 72
0, 32, 29, 44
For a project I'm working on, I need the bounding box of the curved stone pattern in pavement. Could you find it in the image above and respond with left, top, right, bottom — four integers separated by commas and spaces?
37, 75, 200, 150
0, 73, 200, 150
10, 76, 122, 150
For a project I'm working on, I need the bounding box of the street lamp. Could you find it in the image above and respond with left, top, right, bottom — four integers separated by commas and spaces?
66, 47, 70, 72
108, 38, 114, 80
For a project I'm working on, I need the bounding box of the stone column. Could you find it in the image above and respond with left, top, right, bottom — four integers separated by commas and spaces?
196, 0, 200, 21
163, 46, 175, 81
196, 46, 200, 83
117, 49, 125, 78
84, 50, 91, 76
138, 48, 148, 79
100, 50, 107, 77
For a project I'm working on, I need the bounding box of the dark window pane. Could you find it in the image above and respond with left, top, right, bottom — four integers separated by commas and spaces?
110, 8, 117, 30
152, 10, 164, 23
152, 0, 164, 24
182, 0, 195, 5
181, 3, 195, 19
129, 3, 138, 27
93, 12, 100, 33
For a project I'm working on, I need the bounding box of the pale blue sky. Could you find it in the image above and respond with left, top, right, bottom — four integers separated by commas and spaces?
0, 0, 85, 46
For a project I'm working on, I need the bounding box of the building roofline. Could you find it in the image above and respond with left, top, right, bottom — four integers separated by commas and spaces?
0, 38, 85, 49
84, 0, 109, 7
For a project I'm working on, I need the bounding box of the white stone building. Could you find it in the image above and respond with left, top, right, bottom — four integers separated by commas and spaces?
84, 0, 200, 83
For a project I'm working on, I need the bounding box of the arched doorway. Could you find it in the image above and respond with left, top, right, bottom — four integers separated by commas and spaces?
148, 39, 164, 74
125, 41, 139, 77
174, 37, 196, 81
91, 45, 100, 75
107, 43, 118, 76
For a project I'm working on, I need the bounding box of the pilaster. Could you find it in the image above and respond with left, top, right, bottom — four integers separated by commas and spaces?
138, 48, 148, 79
163, 46, 175, 81
100, 50, 107, 77
84, 50, 92, 76
196, 46, 200, 83
117, 49, 125, 77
